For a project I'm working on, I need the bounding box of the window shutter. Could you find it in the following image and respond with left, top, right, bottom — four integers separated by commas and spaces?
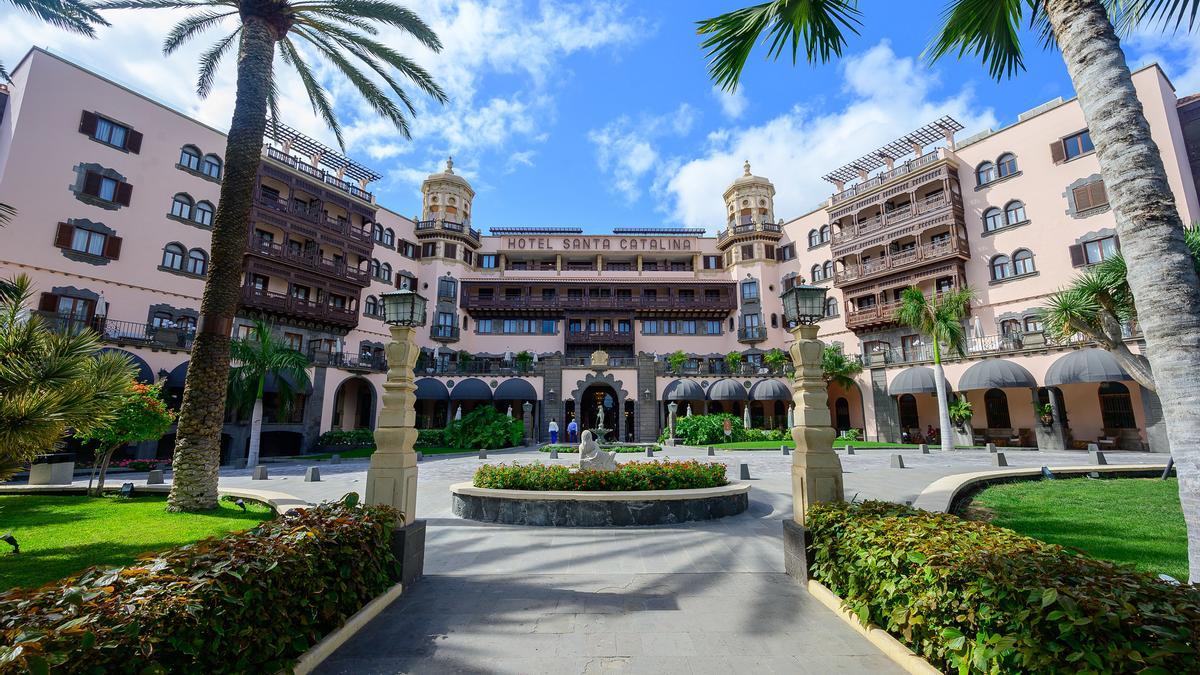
38, 293, 59, 312
82, 171, 102, 197
1089, 180, 1108, 207
103, 235, 122, 259
1068, 244, 1086, 267
394, 275, 404, 289
125, 130, 143, 154
1050, 140, 1066, 164
54, 222, 74, 248
79, 110, 98, 136
1071, 185, 1092, 211
114, 182, 133, 206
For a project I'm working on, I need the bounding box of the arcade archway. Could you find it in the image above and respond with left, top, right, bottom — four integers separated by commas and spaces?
332, 377, 376, 430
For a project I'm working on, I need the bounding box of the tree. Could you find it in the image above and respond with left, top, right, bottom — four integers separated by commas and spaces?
667, 349, 688, 374
696, 0, 1200, 585
1040, 224, 1200, 392
725, 350, 744, 374
764, 347, 790, 373
0, 275, 135, 479
77, 382, 175, 495
98, 0, 447, 511
228, 320, 310, 468
894, 287, 972, 452
821, 343, 862, 389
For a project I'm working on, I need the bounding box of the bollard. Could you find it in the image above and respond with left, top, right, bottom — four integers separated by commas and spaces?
890, 454, 905, 469
329, 454, 341, 465
739, 462, 751, 480
781, 445, 790, 456
550, 448, 559, 459
920, 443, 930, 454
1086, 442, 1100, 454
478, 449, 487, 460
1090, 450, 1108, 466
707, 446, 715, 456
986, 443, 997, 454
416, 451, 423, 462
304, 466, 321, 482
146, 469, 164, 485
251, 465, 268, 480
845, 445, 855, 455
993, 452, 1008, 467
646, 447, 655, 457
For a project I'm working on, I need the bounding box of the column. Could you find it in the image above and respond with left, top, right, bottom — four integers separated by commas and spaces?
366, 324, 420, 526
1031, 387, 1068, 450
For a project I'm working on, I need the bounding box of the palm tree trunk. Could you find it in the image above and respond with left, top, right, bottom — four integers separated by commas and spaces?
246, 396, 264, 467
931, 342, 953, 453
168, 18, 277, 512
1045, 0, 1200, 581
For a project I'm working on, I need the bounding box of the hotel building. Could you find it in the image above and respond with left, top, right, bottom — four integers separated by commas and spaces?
1, 47, 1196, 459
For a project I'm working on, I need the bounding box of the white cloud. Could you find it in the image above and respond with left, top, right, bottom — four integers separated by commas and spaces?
712, 85, 748, 120
588, 104, 697, 202
661, 41, 998, 232
1124, 26, 1200, 96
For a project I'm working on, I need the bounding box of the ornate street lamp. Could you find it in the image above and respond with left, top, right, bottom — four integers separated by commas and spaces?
367, 289, 428, 585
779, 283, 843, 581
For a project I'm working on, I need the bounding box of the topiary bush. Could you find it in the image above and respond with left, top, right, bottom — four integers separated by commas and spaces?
443, 406, 523, 450
807, 500, 1200, 674
473, 460, 727, 491
316, 428, 375, 448
0, 499, 402, 674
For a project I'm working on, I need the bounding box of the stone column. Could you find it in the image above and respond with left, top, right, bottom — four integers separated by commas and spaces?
367, 324, 421, 525
787, 324, 844, 526
1031, 388, 1067, 450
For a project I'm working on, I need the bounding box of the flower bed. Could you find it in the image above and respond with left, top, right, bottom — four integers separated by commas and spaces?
111, 458, 171, 472
0, 499, 401, 673
807, 501, 1200, 674
473, 460, 726, 491
538, 444, 656, 454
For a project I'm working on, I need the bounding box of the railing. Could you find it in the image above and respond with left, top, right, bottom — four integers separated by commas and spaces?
463, 294, 737, 312
830, 150, 943, 205
737, 326, 767, 342
658, 361, 792, 377
265, 147, 374, 202
247, 236, 370, 285
415, 218, 482, 243
865, 331, 1099, 367
834, 237, 969, 285
430, 324, 460, 341
417, 359, 542, 375
308, 349, 388, 372
563, 356, 637, 367
240, 287, 358, 327
564, 329, 635, 345
830, 193, 952, 246
37, 312, 196, 350
717, 220, 783, 245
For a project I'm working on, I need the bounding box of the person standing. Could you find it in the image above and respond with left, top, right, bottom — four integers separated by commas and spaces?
567, 418, 578, 444
548, 417, 559, 444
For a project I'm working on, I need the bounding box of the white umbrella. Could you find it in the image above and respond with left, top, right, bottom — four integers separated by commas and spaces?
743, 405, 752, 430
973, 315, 985, 339
504, 351, 514, 362
94, 292, 107, 318
686, 404, 692, 417
507, 405, 513, 418
787, 405, 795, 428
455, 405, 462, 421
532, 352, 539, 364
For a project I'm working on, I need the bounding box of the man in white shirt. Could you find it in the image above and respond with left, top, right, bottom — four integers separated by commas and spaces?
548, 418, 559, 444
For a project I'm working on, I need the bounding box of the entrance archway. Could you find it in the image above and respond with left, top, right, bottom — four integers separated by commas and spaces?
332, 377, 377, 430
580, 384, 618, 438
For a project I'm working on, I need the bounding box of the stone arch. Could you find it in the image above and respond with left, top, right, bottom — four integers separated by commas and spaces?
569, 372, 631, 442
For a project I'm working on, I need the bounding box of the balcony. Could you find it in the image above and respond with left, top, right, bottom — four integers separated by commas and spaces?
462, 292, 737, 315
418, 357, 541, 376
247, 236, 370, 286
415, 218, 482, 245
863, 329, 1127, 368
240, 287, 358, 329
830, 194, 956, 250
829, 150, 943, 205
717, 220, 783, 246
430, 324, 461, 342
835, 238, 970, 286
254, 189, 322, 224
308, 349, 387, 373
737, 326, 767, 343
564, 329, 635, 346
658, 361, 793, 378
37, 312, 195, 350
265, 147, 374, 202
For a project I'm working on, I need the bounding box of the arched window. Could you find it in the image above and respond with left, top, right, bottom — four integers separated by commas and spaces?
1000, 319, 1022, 336
811, 264, 822, 280
808, 230, 819, 247
976, 161, 996, 185
161, 243, 185, 270
820, 224, 830, 242
983, 207, 1004, 232
171, 193, 193, 219
824, 297, 839, 317
1004, 200, 1026, 225
364, 295, 379, 316
991, 255, 1011, 280
823, 261, 834, 280
380, 262, 392, 280
179, 145, 201, 171
194, 201, 215, 226
370, 259, 381, 277
384, 228, 395, 246
1012, 249, 1035, 276
373, 223, 384, 242
898, 394, 919, 429
984, 388, 1011, 428
997, 153, 1018, 177
202, 154, 222, 179
186, 249, 207, 275
1099, 381, 1136, 428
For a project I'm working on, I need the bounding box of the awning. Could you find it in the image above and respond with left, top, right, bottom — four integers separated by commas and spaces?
957, 359, 1037, 390
166, 361, 189, 388
663, 379, 705, 401
264, 371, 313, 395
414, 378, 449, 401
98, 348, 154, 384
749, 379, 791, 401
888, 366, 949, 395
450, 377, 493, 401
494, 378, 537, 401
707, 378, 748, 401
1045, 348, 1131, 386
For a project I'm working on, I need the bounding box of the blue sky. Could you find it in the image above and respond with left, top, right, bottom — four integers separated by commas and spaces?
6, 1, 1200, 233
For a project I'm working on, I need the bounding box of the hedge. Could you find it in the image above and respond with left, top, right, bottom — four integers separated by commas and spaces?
315, 428, 375, 448
659, 413, 790, 445
807, 501, 1200, 674
0, 498, 401, 674
424, 406, 522, 450
473, 460, 727, 491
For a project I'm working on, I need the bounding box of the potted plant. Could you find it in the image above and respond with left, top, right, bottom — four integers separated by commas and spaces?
456, 349, 473, 373
515, 350, 534, 373
667, 350, 688, 374
763, 347, 789, 374
1036, 402, 1054, 427
948, 398, 973, 431
725, 350, 744, 374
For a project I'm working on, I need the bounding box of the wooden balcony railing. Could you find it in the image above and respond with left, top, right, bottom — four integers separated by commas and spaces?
462, 294, 737, 313
265, 147, 373, 202
247, 236, 370, 286
415, 218, 482, 244
737, 326, 767, 343
564, 329, 635, 345
430, 324, 461, 342
835, 237, 969, 286
717, 220, 782, 245
308, 349, 387, 372
830, 194, 952, 246
829, 150, 942, 205
240, 287, 357, 328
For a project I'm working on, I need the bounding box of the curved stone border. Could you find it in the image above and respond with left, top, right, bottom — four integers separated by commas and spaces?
912, 463, 1169, 514
807, 580, 942, 675
451, 481, 750, 526
0, 483, 311, 513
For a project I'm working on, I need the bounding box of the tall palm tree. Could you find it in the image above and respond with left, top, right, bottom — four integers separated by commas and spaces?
228, 320, 309, 468
821, 343, 862, 390
894, 287, 972, 452
98, 0, 447, 511
697, 0, 1200, 583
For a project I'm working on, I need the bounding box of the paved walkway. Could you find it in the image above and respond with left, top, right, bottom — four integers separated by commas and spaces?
97, 446, 1167, 673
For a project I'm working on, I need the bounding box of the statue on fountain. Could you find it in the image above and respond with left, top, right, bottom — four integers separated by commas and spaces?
593, 405, 611, 444
578, 430, 617, 472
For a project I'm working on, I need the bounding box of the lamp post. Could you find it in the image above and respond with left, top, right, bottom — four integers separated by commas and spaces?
667, 400, 678, 445
368, 289, 428, 584
779, 283, 843, 580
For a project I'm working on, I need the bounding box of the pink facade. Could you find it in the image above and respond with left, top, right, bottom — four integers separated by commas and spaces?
1, 48, 1194, 458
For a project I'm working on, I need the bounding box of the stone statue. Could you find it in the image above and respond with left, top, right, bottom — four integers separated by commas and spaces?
579, 430, 617, 472
595, 405, 605, 432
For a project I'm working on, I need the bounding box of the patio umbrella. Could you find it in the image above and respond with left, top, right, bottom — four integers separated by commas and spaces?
743, 405, 752, 429
455, 405, 462, 421
95, 292, 107, 317
507, 405, 513, 417
686, 404, 692, 417
787, 405, 794, 428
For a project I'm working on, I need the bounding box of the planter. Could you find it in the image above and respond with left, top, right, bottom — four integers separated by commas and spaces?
450, 482, 750, 527
29, 452, 76, 485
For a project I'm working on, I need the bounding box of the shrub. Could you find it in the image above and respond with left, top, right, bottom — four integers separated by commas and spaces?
807, 501, 1200, 674
442, 406, 522, 450
415, 428, 447, 448
661, 413, 789, 445
840, 428, 861, 442
316, 428, 375, 448
0, 499, 401, 674
112, 458, 172, 472
473, 460, 727, 491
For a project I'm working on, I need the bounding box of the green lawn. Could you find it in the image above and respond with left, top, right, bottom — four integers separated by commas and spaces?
0, 494, 273, 591
709, 439, 977, 450
969, 478, 1188, 581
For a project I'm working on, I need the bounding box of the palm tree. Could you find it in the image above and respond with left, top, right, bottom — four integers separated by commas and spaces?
821, 343, 862, 389
228, 320, 310, 468
696, 0, 1200, 584
0, 274, 135, 479
97, 0, 447, 511
894, 287, 972, 452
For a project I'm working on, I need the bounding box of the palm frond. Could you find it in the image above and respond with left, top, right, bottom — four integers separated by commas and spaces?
0, 202, 15, 227
294, 28, 408, 131
295, 16, 446, 103
925, 0, 1028, 80
278, 37, 345, 147
309, 0, 443, 50
194, 27, 241, 97
8, 0, 109, 36
163, 9, 236, 55
698, 0, 862, 92
1133, 0, 1200, 31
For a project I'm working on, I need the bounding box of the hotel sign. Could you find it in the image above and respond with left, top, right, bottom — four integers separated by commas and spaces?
501, 236, 695, 252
